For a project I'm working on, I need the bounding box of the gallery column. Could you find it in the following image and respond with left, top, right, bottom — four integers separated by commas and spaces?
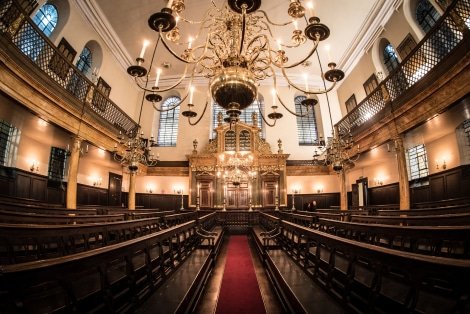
395, 136, 410, 210
128, 171, 136, 210
339, 169, 348, 210
66, 137, 81, 210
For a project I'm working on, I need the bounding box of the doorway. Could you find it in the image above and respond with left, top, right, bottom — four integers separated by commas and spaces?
108, 172, 122, 207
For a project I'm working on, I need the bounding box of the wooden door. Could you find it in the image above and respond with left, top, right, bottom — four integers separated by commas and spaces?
226, 182, 249, 209
108, 172, 122, 206
199, 181, 213, 209
262, 180, 277, 208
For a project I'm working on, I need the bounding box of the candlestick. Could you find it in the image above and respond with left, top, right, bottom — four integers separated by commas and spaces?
167, 0, 174, 8
154, 68, 162, 87
189, 85, 195, 103
188, 36, 193, 49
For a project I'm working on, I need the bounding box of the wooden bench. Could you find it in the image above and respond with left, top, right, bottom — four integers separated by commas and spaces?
0, 217, 164, 264
316, 218, 470, 258
0, 219, 203, 313
377, 204, 470, 216
350, 212, 470, 225
269, 216, 470, 313
0, 210, 124, 224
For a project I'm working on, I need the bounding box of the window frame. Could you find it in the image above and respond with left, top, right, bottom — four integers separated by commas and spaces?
294, 95, 319, 146
156, 96, 181, 147
363, 74, 379, 96
407, 144, 429, 180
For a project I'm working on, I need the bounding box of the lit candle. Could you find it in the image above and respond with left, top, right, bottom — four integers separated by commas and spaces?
324, 44, 332, 63
154, 68, 162, 87
197, 183, 200, 197
175, 16, 180, 25
306, 2, 314, 17
271, 88, 276, 106
276, 39, 282, 50
167, 0, 174, 8
188, 36, 193, 49
139, 40, 150, 59
292, 19, 298, 30
303, 73, 309, 92
189, 85, 195, 103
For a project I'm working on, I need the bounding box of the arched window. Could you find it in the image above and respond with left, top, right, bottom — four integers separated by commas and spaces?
416, 0, 441, 33
32, 4, 58, 37
76, 47, 92, 75
212, 100, 264, 138
295, 95, 319, 145
383, 43, 400, 73
157, 96, 181, 147
19, 3, 58, 60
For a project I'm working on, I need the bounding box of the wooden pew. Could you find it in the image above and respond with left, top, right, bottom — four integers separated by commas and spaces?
316, 218, 470, 258
0, 220, 202, 313
350, 212, 470, 226
258, 213, 470, 313
0, 217, 163, 264
0, 210, 125, 224
377, 204, 470, 216
0, 213, 221, 313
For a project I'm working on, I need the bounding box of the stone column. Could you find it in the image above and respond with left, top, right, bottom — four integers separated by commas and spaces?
395, 136, 410, 210
66, 137, 81, 210
128, 171, 136, 210
339, 169, 348, 210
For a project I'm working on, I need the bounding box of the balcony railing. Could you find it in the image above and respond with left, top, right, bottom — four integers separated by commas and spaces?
0, 0, 138, 135
336, 0, 469, 135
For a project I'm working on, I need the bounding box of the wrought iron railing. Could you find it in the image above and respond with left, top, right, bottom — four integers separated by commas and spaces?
336, 0, 469, 135
0, 0, 138, 135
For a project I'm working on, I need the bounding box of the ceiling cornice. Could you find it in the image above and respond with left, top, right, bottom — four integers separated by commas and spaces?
338, 0, 398, 79
73, 0, 133, 71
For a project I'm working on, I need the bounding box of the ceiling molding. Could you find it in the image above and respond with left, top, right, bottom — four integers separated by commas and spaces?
338, 0, 398, 80
73, 0, 133, 72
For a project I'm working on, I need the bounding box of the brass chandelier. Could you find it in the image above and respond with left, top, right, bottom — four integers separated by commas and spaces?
126, 0, 345, 126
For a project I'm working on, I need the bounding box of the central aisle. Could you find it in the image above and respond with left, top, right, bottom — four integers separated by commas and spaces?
215, 235, 266, 314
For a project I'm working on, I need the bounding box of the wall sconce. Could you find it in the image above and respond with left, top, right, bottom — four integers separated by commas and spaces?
436, 159, 446, 170
374, 177, 383, 186
146, 184, 154, 193
316, 185, 324, 194
93, 177, 102, 187
30, 160, 39, 173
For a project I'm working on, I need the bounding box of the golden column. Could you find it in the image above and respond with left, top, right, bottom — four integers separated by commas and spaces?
128, 171, 136, 210
66, 137, 81, 210
339, 169, 348, 210
395, 136, 410, 210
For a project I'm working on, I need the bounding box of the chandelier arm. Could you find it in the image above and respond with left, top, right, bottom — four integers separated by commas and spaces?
175, 2, 217, 25
280, 66, 338, 95
159, 28, 211, 65
188, 98, 209, 126
315, 49, 335, 137
256, 101, 277, 127
275, 36, 320, 69
269, 67, 312, 117
256, 10, 295, 26
152, 91, 189, 112
133, 63, 190, 93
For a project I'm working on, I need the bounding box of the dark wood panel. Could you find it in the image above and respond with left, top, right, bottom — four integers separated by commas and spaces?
289, 193, 340, 210
369, 183, 399, 205
30, 177, 47, 201
430, 176, 445, 201
135, 193, 188, 210
445, 171, 460, 199
15, 173, 31, 199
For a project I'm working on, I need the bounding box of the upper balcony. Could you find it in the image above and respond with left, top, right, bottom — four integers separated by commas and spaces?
0, 0, 138, 147
336, 0, 470, 148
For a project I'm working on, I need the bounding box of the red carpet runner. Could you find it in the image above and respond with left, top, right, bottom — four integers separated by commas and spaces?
215, 235, 266, 314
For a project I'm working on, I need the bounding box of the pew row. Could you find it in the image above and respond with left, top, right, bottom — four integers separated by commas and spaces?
0, 213, 219, 313
0, 210, 125, 224
256, 213, 470, 313
0, 211, 200, 264
350, 212, 470, 225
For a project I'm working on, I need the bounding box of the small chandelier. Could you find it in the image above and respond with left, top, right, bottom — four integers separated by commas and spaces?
312, 127, 360, 172
126, 0, 345, 126
216, 152, 257, 186
113, 129, 159, 173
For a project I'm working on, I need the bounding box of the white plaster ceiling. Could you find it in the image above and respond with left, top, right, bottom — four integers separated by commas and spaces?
84, 0, 390, 88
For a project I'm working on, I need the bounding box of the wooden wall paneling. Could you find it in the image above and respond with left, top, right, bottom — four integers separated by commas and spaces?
30, 177, 47, 201
444, 170, 460, 199
369, 183, 399, 205
411, 185, 430, 205
430, 176, 445, 201
15, 172, 31, 199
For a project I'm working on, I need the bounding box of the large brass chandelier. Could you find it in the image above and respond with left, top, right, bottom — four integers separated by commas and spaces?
126, 0, 345, 126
